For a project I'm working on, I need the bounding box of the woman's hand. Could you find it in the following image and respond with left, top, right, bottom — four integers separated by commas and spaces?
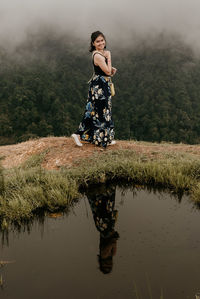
111, 67, 117, 76
104, 50, 111, 59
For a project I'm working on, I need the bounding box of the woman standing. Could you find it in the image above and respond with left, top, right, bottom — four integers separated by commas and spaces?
72, 31, 117, 148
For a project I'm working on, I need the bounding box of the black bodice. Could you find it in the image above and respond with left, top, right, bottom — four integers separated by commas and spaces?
92, 52, 108, 76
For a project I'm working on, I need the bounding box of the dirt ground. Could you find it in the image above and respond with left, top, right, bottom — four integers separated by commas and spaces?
0, 137, 200, 170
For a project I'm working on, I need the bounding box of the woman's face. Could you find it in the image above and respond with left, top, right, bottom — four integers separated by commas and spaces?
93, 35, 106, 51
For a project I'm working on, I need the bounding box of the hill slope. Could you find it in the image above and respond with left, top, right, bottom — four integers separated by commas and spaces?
1, 137, 200, 170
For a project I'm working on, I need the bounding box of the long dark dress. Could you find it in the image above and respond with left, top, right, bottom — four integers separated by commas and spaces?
75, 52, 114, 148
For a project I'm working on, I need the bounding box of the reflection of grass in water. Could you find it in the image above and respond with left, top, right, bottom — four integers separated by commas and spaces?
1, 149, 200, 229
133, 273, 164, 299
0, 261, 15, 267
133, 280, 141, 299
146, 272, 153, 299
0, 274, 3, 287
0, 260, 15, 288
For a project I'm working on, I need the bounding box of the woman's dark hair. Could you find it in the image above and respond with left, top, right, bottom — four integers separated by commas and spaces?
89, 31, 106, 52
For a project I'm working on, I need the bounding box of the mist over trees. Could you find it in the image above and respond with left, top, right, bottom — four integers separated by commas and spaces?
0, 32, 200, 145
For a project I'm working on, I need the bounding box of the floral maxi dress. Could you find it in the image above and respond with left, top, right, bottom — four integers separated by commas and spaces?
75, 53, 115, 148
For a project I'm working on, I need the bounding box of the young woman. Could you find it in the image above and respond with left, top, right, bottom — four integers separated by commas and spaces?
72, 30, 117, 148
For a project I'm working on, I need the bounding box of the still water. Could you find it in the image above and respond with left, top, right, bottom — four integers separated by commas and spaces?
0, 184, 200, 299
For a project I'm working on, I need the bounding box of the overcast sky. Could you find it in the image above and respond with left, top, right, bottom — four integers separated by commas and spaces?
0, 0, 200, 50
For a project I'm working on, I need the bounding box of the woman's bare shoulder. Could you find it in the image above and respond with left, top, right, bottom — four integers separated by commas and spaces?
92, 51, 105, 58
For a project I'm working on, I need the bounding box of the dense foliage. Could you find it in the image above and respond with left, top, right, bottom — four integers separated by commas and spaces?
0, 33, 200, 145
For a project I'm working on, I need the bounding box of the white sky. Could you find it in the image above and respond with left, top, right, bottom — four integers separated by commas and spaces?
0, 0, 200, 49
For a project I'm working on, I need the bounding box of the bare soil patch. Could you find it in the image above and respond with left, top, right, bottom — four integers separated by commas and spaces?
0, 137, 200, 170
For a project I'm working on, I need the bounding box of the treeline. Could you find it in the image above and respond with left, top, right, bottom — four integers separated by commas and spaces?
0, 32, 200, 145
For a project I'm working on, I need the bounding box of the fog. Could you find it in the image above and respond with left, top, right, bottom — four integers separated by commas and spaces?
0, 0, 200, 50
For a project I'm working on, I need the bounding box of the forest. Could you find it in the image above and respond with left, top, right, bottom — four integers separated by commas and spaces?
0, 31, 200, 145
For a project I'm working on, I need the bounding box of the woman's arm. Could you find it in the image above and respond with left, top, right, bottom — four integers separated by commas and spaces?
93, 50, 112, 76
111, 67, 117, 76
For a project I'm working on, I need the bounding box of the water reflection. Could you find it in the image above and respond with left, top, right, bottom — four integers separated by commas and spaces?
85, 184, 119, 274
0, 183, 194, 248
1, 184, 200, 298
0, 201, 78, 247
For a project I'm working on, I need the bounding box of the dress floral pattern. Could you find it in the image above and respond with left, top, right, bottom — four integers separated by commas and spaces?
86, 185, 118, 238
75, 74, 114, 148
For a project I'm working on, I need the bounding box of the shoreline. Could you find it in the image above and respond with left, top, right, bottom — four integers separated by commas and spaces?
0, 137, 200, 229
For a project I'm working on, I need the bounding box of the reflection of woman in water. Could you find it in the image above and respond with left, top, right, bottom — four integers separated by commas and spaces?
86, 184, 119, 274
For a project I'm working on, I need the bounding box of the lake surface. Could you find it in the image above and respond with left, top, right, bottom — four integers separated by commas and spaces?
0, 184, 200, 299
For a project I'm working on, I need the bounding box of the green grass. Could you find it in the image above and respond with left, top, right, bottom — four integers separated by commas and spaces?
1, 148, 200, 229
